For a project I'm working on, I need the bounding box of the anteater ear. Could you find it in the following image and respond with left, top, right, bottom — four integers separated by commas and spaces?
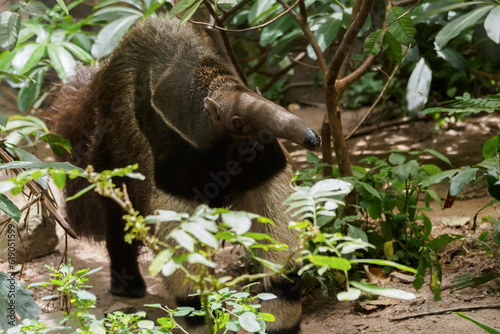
203, 97, 221, 122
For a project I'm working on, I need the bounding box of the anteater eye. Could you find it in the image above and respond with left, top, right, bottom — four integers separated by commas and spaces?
231, 116, 243, 130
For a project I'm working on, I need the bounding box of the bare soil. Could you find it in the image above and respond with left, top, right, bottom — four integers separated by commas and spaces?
1, 109, 500, 333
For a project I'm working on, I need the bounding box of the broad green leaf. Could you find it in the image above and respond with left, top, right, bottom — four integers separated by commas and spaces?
0, 193, 21, 222
0, 12, 20, 51
256, 293, 276, 301
478, 156, 500, 174
484, 6, 500, 44
406, 58, 432, 116
47, 44, 76, 83
357, 181, 381, 200
94, 0, 143, 10
364, 29, 382, 55
449, 168, 478, 196
179, 0, 203, 26
386, 6, 416, 46
306, 151, 321, 164
307, 14, 342, 59
91, 14, 141, 59
40, 132, 72, 156
186, 253, 216, 268
11, 43, 45, 75
184, 222, 218, 249
248, 0, 274, 24
76, 290, 96, 301
149, 249, 174, 277
308, 255, 351, 271
222, 211, 252, 235
311, 179, 352, 194
138, 320, 155, 329
0, 160, 82, 171
421, 164, 442, 176
414, 1, 486, 24
482, 135, 500, 159
20, 1, 48, 16
58, 41, 93, 63
238, 312, 261, 332
389, 153, 406, 164
268, 29, 302, 65
337, 288, 361, 301
170, 0, 196, 16
424, 148, 452, 166
436, 47, 468, 72
18, 67, 47, 113
170, 229, 195, 252
51, 172, 66, 189
455, 312, 500, 334
435, 6, 494, 49
426, 234, 465, 251
260, 14, 297, 46
350, 281, 416, 300
0, 272, 41, 328
93, 6, 143, 21
382, 31, 403, 64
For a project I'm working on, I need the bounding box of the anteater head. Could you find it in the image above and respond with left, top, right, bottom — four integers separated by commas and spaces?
203, 89, 321, 151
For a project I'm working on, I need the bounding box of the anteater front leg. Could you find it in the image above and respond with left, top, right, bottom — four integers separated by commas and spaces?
232, 165, 302, 334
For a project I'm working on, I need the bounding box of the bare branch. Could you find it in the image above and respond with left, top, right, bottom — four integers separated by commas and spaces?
338, 0, 363, 79
262, 52, 306, 92
393, 0, 419, 7
336, 55, 376, 93
220, 0, 253, 22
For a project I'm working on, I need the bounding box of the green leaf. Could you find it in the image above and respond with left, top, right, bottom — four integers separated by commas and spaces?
493, 218, 500, 245
337, 288, 361, 301
406, 58, 432, 116
260, 14, 297, 46
256, 293, 276, 301
268, 29, 302, 65
47, 44, 76, 83
11, 43, 45, 75
306, 151, 320, 164
423, 148, 452, 166
17, 70, 44, 113
389, 153, 406, 164
222, 211, 252, 235
56, 0, 69, 15
307, 14, 341, 59
350, 281, 416, 300
308, 255, 351, 271
426, 234, 465, 251
350, 259, 417, 274
76, 290, 96, 301
449, 168, 478, 196
436, 47, 468, 72
382, 31, 403, 64
421, 169, 456, 188
179, 0, 203, 26
40, 133, 72, 156
0, 161, 82, 171
0, 193, 21, 222
238, 312, 261, 332
364, 29, 382, 55
19, 1, 48, 16
58, 41, 93, 63
91, 14, 141, 59
484, 6, 500, 44
357, 181, 381, 200
137, 320, 155, 329
170, 229, 195, 252
435, 6, 494, 49
149, 249, 174, 277
455, 312, 500, 334
170, 0, 197, 16
482, 135, 500, 159
65, 184, 96, 201
186, 253, 216, 268
0, 12, 20, 51
386, 6, 416, 46
0, 272, 41, 328
421, 164, 442, 177
184, 222, 218, 249
248, 0, 274, 24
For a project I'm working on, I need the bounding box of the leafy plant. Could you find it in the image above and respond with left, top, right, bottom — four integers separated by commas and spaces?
455, 312, 500, 334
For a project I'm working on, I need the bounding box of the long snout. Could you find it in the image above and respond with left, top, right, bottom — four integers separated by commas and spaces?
272, 115, 321, 151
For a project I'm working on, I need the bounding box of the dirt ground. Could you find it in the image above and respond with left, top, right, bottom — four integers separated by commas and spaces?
1, 108, 500, 333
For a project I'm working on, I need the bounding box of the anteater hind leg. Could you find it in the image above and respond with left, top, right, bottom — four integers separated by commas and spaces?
105, 203, 146, 298
232, 165, 302, 334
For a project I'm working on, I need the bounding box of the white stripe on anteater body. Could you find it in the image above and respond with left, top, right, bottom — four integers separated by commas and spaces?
51, 16, 320, 334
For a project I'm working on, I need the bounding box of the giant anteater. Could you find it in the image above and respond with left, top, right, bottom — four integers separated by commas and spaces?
51, 16, 321, 334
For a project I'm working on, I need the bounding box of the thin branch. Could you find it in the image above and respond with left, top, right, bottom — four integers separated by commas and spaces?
386, 0, 421, 27
471, 69, 500, 81
338, 0, 363, 79
390, 304, 500, 321
336, 55, 376, 93
188, 0, 300, 33
277, 0, 328, 76
325, 0, 373, 88
262, 52, 306, 92
220, 0, 253, 22
0, 146, 78, 239
344, 63, 400, 140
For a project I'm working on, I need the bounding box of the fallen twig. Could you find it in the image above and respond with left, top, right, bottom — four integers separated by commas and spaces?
390, 303, 500, 321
